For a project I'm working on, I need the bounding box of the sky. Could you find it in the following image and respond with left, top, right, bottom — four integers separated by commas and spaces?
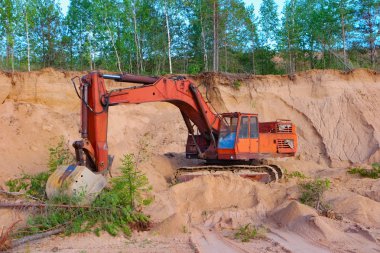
59, 0, 286, 16
244, 0, 285, 15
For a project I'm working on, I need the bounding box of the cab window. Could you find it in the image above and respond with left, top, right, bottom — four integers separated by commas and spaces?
218, 116, 238, 149
238, 116, 249, 138
250, 116, 258, 138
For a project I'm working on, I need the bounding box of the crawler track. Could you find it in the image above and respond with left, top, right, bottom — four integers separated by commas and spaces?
175, 164, 283, 183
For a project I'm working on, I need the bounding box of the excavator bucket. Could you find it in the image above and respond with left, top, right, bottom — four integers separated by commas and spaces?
46, 165, 107, 204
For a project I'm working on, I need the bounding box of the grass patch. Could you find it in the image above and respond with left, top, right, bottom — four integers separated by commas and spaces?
285, 170, 307, 179
6, 137, 74, 200
299, 178, 331, 212
348, 163, 380, 179
232, 80, 242, 89
234, 224, 266, 242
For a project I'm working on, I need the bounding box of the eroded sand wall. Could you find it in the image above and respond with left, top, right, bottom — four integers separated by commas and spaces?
1, 68, 379, 182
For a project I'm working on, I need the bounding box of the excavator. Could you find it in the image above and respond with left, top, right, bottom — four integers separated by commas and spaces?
46, 72, 297, 201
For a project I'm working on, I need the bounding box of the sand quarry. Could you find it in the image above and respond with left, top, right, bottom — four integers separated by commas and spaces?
0, 68, 380, 252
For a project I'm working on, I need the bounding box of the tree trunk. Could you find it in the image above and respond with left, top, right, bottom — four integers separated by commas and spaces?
291, 0, 296, 73
199, 2, 208, 71
287, 29, 292, 74
340, 12, 347, 70
25, 9, 31, 72
213, 0, 219, 72
105, 18, 122, 73
87, 33, 93, 71
165, 3, 172, 74
224, 42, 227, 72
132, 3, 141, 74
251, 23, 255, 74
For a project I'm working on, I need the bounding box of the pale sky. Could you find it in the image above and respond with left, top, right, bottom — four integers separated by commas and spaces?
59, 0, 286, 16
244, 0, 286, 15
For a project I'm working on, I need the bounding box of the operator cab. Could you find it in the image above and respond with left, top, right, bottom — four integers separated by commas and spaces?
217, 113, 259, 160
185, 112, 297, 161
217, 112, 297, 161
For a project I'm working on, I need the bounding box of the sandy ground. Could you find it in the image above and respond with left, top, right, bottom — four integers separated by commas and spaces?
1, 68, 380, 252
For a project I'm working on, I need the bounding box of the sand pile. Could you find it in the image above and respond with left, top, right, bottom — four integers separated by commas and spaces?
270, 200, 380, 253
326, 191, 380, 227
147, 174, 285, 234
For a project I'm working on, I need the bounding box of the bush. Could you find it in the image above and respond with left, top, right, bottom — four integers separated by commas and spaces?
232, 80, 242, 89
13, 153, 152, 238
234, 224, 266, 242
299, 178, 331, 211
348, 163, 380, 179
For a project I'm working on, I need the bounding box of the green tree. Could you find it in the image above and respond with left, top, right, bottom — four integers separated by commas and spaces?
353, 0, 380, 69
0, 0, 17, 71
259, 0, 279, 48
244, 4, 259, 74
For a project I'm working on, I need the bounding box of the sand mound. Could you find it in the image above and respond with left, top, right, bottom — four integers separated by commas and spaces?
269, 200, 380, 252
326, 191, 380, 227
270, 200, 341, 241
338, 175, 380, 202
147, 175, 285, 234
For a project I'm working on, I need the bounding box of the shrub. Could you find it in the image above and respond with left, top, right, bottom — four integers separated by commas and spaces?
348, 163, 380, 179
299, 178, 331, 211
285, 170, 307, 179
234, 224, 266, 242
232, 80, 242, 89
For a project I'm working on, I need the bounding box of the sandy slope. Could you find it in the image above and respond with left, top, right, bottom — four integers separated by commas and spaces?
1, 68, 380, 252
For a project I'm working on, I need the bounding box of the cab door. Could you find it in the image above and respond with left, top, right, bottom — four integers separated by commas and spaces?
236, 116, 250, 154
249, 116, 259, 153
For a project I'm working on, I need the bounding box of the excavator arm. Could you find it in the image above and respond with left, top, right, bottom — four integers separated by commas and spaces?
75, 72, 221, 173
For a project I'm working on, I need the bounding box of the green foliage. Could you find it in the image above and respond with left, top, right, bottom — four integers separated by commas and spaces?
98, 153, 153, 209
348, 163, 380, 179
1, 0, 379, 73
12, 153, 152, 239
259, 0, 280, 47
6, 137, 74, 199
48, 137, 74, 172
232, 80, 242, 89
299, 178, 331, 210
234, 224, 266, 242
285, 170, 307, 179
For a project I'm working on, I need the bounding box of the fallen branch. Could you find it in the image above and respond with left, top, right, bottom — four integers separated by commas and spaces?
0, 220, 21, 251
0, 190, 41, 201
0, 201, 120, 211
11, 227, 65, 249
0, 201, 92, 209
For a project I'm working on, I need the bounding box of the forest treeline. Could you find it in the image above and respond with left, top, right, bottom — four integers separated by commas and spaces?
0, 0, 379, 75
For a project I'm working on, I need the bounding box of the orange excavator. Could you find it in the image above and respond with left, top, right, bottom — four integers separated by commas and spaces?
46, 72, 297, 201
